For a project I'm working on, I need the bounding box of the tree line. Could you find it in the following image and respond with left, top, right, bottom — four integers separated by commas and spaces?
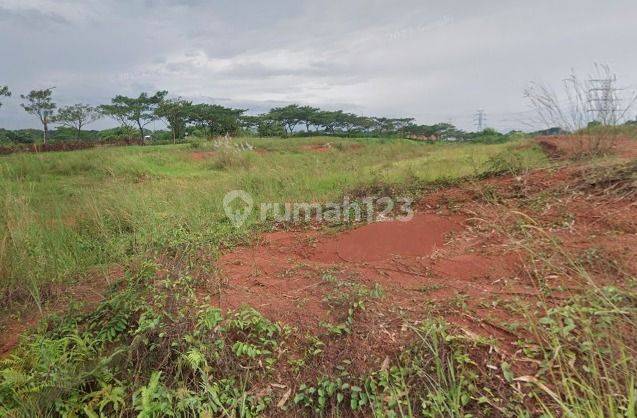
0, 85, 482, 144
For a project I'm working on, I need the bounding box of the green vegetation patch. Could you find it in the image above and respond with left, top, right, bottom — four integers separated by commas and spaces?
0, 138, 546, 311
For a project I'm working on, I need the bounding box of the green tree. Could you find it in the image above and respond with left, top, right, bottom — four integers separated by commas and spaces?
349, 115, 376, 134
373, 117, 414, 135
312, 110, 341, 134
187, 103, 245, 137
269, 104, 305, 135
155, 98, 191, 143
54, 104, 101, 140
20, 88, 56, 144
100, 91, 167, 144
298, 105, 320, 132
0, 85, 11, 110
255, 116, 285, 137
333, 112, 363, 134
403, 122, 463, 140
239, 115, 260, 132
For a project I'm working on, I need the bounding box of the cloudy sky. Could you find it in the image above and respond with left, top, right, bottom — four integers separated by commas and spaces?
1, 0, 636, 131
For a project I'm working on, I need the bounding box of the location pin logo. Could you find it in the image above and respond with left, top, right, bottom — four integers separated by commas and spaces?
223, 190, 254, 228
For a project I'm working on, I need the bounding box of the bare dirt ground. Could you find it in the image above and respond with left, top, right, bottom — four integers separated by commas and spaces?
209, 151, 637, 381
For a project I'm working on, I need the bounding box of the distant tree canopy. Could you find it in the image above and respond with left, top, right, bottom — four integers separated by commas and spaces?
100, 91, 167, 143
3, 87, 523, 144
54, 104, 102, 140
187, 104, 246, 137
254, 106, 420, 137
0, 85, 10, 110
402, 122, 462, 140
20, 88, 56, 144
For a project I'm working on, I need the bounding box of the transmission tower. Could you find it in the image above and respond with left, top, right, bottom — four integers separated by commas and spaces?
588, 74, 620, 125
473, 109, 486, 131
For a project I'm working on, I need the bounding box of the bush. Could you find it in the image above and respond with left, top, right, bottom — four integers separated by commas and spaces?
485, 150, 527, 175
0, 129, 38, 144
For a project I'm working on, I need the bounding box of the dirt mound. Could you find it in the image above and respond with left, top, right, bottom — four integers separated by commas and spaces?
430, 253, 521, 281
311, 214, 464, 262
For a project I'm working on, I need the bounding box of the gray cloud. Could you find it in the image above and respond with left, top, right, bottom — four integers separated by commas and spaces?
1, 0, 636, 130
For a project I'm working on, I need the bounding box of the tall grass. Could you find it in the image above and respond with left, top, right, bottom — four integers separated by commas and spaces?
0, 137, 546, 310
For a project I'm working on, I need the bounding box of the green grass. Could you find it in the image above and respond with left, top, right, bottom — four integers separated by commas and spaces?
0, 136, 546, 310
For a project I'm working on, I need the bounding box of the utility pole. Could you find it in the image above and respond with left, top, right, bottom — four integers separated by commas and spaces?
473, 109, 486, 131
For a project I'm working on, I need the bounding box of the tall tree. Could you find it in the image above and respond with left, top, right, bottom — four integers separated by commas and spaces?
333, 112, 361, 134
298, 105, 320, 132
314, 110, 342, 134
54, 104, 102, 140
21, 88, 56, 144
0, 85, 10, 110
187, 103, 245, 137
155, 98, 191, 143
253, 115, 285, 137
372, 117, 413, 135
100, 91, 167, 144
402, 122, 461, 140
269, 104, 304, 135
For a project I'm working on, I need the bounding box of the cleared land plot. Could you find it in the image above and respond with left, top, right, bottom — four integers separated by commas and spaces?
2, 135, 636, 416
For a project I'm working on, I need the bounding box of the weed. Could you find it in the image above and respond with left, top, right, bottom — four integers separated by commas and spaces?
418, 284, 445, 293
0, 263, 280, 416
294, 319, 496, 416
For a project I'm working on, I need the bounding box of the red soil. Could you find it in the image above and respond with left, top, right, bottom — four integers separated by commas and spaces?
311, 214, 464, 262
4, 154, 635, 381
189, 151, 217, 160
300, 144, 331, 152
537, 135, 637, 159
213, 210, 530, 348
211, 162, 637, 377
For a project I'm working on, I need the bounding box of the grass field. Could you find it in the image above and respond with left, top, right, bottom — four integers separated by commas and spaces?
0, 137, 545, 311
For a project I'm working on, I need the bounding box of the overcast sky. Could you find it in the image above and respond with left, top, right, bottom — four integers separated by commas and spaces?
1, 0, 636, 131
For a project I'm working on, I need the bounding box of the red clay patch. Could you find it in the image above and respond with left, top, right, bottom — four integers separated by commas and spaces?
189, 151, 217, 160
301, 144, 331, 153
210, 160, 637, 371
213, 214, 467, 329
311, 214, 464, 262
